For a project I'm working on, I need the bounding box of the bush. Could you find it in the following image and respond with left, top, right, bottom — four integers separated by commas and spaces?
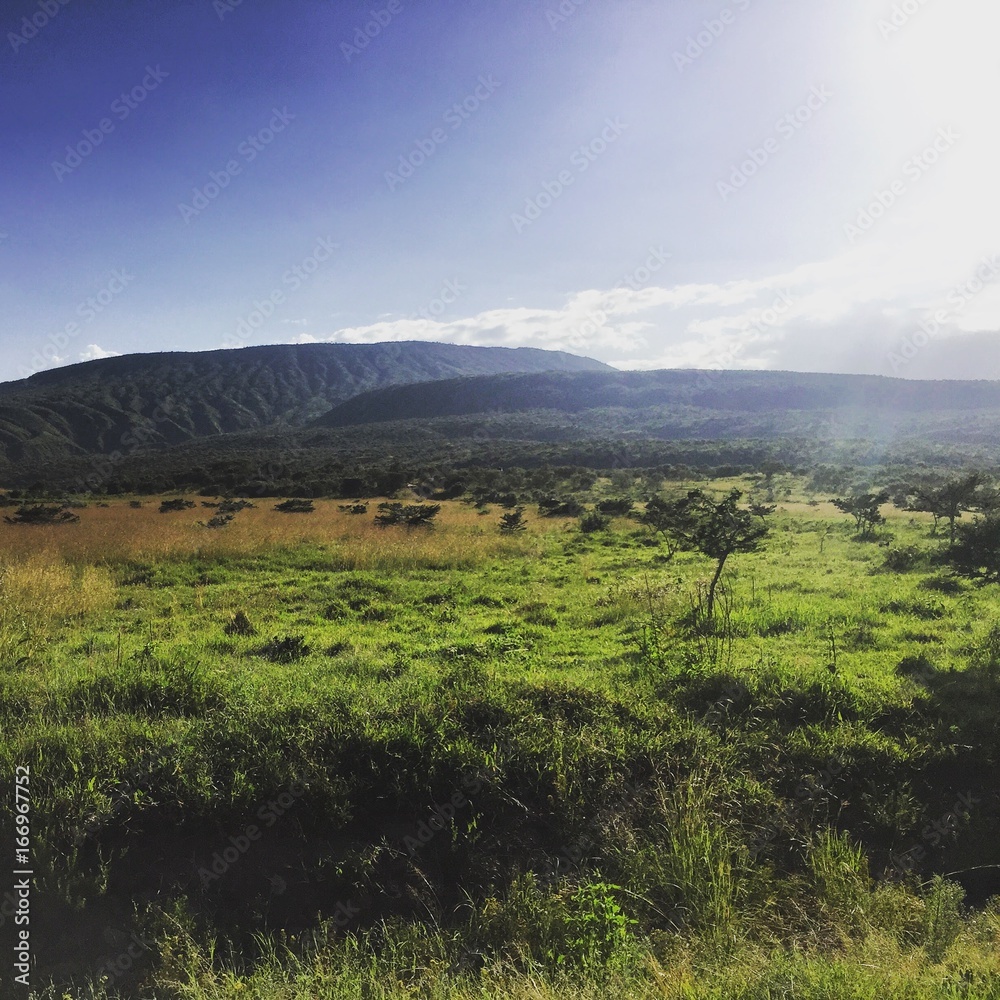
199, 513, 234, 529
881, 545, 925, 572
373, 502, 441, 527
538, 496, 585, 518
274, 499, 315, 514
499, 508, 527, 534
596, 497, 634, 516
338, 504, 368, 515
580, 511, 611, 533
159, 498, 196, 513
3, 504, 80, 525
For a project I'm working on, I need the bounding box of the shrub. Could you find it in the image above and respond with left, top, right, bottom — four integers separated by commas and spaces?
580, 511, 610, 533
596, 497, 634, 516
881, 545, 925, 572
274, 499, 315, 514
338, 503, 368, 515
499, 508, 527, 534
4, 504, 80, 525
159, 498, 196, 513
538, 496, 585, 518
216, 498, 256, 514
373, 502, 441, 527
199, 513, 234, 529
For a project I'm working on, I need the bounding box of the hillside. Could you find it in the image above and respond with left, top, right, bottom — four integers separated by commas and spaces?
314, 368, 1000, 433
0, 342, 611, 469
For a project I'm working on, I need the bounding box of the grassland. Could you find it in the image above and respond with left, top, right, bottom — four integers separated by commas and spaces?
3, 482, 1000, 997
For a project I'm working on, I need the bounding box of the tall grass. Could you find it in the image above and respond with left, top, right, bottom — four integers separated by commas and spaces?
0, 501, 544, 570
0, 554, 115, 663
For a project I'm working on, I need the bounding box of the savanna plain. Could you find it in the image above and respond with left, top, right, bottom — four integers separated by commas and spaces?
3, 477, 1000, 999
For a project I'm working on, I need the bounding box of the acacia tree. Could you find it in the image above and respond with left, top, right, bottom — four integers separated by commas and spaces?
949, 516, 1000, 581
638, 493, 700, 559
831, 490, 890, 538
687, 489, 773, 621
910, 473, 983, 547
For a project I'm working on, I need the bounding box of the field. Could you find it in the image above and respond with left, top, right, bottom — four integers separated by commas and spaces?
3, 482, 1000, 998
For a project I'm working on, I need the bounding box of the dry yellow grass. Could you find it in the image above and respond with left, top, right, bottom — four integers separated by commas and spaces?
0, 499, 556, 571
0, 554, 116, 661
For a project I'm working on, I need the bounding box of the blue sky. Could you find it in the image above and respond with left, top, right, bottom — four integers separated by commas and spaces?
2, 0, 998, 383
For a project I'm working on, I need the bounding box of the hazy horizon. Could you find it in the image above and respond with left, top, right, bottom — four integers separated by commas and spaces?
3, 0, 998, 383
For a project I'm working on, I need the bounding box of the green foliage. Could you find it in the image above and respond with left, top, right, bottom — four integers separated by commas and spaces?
274, 498, 316, 513
539, 496, 586, 518
910, 473, 983, 546
831, 490, 891, 537
498, 507, 527, 534
7, 487, 1000, 993
950, 517, 1000, 580
159, 498, 196, 513
580, 511, 611, 533
374, 502, 441, 527
3, 503, 80, 525
597, 497, 635, 516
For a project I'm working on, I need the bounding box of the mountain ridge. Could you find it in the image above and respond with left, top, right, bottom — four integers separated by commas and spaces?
0, 342, 612, 469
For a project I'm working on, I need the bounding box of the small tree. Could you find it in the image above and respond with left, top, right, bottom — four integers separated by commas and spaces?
911, 474, 983, 547
638, 493, 702, 559
831, 491, 890, 538
499, 508, 527, 534
374, 502, 441, 527
949, 516, 1000, 581
579, 511, 610, 533
596, 497, 634, 516
686, 489, 771, 621
4, 504, 80, 525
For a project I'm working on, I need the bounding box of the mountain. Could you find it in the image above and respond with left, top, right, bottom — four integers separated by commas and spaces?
313, 369, 1000, 437
0, 342, 612, 469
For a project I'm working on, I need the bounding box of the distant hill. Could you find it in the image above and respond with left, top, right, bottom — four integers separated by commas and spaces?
314, 369, 1000, 431
0, 342, 611, 469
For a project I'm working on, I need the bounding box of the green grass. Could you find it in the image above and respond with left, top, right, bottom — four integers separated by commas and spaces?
3, 483, 1000, 997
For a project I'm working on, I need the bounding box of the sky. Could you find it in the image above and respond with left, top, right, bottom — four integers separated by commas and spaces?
2, 0, 999, 384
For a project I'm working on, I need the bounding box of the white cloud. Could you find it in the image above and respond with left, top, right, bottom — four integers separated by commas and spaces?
79, 344, 122, 362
